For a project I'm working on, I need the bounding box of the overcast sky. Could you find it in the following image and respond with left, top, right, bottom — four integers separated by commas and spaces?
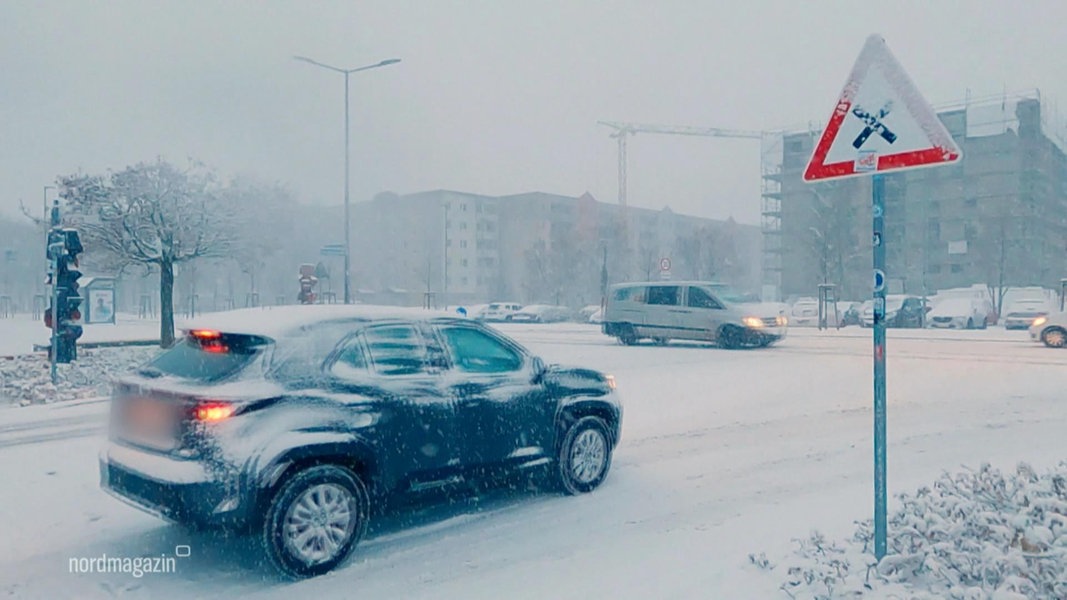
2, 0, 1066, 225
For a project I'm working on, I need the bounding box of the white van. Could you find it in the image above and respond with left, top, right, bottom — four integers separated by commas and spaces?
601, 281, 788, 349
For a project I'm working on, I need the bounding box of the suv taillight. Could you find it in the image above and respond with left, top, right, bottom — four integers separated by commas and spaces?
194, 402, 235, 423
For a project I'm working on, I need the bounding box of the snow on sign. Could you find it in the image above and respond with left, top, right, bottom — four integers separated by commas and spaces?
803, 35, 961, 182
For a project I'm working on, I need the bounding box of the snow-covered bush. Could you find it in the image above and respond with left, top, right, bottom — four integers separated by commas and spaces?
0, 346, 157, 405
753, 462, 1067, 599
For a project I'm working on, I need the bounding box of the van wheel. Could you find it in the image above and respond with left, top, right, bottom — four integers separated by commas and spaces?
718, 325, 743, 350
617, 325, 638, 346
651, 337, 669, 346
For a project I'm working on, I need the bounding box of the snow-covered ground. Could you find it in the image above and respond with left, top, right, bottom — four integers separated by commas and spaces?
0, 312, 161, 357
0, 322, 1065, 599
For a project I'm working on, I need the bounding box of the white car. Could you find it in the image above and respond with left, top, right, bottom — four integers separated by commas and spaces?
477, 302, 523, 322
578, 304, 602, 322
508, 304, 573, 323
790, 298, 819, 327
926, 297, 988, 329
1002, 299, 1052, 330
588, 307, 603, 324
1029, 311, 1067, 347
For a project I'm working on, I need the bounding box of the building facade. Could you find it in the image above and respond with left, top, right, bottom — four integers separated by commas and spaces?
349, 189, 762, 307
766, 91, 1067, 303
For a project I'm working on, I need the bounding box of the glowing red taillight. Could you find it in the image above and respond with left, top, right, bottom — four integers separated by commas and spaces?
190, 329, 222, 340
194, 402, 235, 422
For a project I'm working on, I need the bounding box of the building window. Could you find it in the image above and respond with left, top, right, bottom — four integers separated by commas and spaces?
461, 277, 468, 285
460, 240, 467, 249
446, 239, 451, 247
461, 259, 468, 267
446, 220, 452, 228
928, 264, 941, 274
461, 203, 467, 211
460, 222, 467, 230
950, 264, 963, 273
927, 220, 940, 240
964, 197, 977, 208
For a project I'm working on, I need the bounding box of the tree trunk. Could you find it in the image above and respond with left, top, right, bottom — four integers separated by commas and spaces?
160, 258, 175, 347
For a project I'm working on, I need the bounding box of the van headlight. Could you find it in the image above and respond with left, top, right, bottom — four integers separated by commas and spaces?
776, 315, 788, 326
1032, 316, 1047, 327
742, 316, 764, 328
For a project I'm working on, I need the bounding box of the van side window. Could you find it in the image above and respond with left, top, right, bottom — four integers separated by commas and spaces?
613, 287, 647, 303
647, 286, 679, 306
688, 287, 724, 309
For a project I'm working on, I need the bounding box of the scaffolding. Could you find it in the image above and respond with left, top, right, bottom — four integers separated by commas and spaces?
764, 88, 1067, 300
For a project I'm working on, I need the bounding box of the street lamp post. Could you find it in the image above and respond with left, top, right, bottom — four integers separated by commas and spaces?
41, 186, 56, 296
294, 55, 401, 304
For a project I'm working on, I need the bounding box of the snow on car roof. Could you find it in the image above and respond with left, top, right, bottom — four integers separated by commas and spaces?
177, 304, 454, 339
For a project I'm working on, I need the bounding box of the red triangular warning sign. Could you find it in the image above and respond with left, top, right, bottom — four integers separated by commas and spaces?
803, 35, 962, 182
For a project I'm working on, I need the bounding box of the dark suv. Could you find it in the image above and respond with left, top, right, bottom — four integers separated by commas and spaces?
100, 306, 622, 578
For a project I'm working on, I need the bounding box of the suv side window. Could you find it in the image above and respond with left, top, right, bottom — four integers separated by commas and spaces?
439, 326, 522, 373
271, 319, 366, 380
328, 336, 369, 379
364, 324, 427, 376
647, 286, 679, 306
688, 286, 724, 309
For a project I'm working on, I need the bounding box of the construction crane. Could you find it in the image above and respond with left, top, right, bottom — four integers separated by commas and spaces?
597, 120, 764, 208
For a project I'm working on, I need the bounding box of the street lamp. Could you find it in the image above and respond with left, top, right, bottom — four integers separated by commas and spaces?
41, 186, 56, 296
294, 55, 401, 304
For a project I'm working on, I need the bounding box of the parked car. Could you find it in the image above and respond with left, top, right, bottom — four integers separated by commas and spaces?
861, 295, 925, 328
477, 302, 523, 322
1029, 311, 1067, 348
926, 297, 988, 329
840, 301, 863, 327
577, 304, 602, 322
588, 307, 604, 324
1002, 299, 1052, 330
509, 304, 573, 323
601, 281, 787, 349
99, 305, 622, 578
789, 297, 820, 327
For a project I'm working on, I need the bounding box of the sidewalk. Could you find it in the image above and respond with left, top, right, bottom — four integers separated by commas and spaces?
0, 313, 161, 357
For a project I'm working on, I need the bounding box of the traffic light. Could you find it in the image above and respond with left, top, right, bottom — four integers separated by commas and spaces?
52, 229, 84, 363
297, 263, 318, 305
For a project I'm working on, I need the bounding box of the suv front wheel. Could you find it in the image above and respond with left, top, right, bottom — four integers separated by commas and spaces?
556, 416, 613, 495
263, 464, 370, 578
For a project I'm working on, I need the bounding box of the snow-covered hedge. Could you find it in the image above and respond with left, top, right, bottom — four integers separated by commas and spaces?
0, 346, 157, 405
752, 462, 1067, 599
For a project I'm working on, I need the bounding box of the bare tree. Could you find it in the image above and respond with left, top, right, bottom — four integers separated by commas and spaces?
977, 210, 1028, 318
805, 189, 861, 296
58, 159, 236, 347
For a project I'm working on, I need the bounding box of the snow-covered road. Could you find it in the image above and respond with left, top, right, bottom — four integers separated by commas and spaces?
1, 325, 1065, 599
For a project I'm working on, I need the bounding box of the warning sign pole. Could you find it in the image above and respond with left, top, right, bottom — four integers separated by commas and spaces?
804, 34, 963, 564
871, 174, 888, 560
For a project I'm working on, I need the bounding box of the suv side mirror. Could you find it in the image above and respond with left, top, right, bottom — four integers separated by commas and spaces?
531, 356, 548, 385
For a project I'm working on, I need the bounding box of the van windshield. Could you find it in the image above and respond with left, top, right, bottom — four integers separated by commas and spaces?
706, 283, 753, 304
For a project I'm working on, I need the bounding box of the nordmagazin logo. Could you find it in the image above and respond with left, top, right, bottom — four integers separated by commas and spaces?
68, 545, 190, 578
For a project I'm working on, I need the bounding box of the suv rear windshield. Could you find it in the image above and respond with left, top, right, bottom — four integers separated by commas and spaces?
140, 332, 271, 382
